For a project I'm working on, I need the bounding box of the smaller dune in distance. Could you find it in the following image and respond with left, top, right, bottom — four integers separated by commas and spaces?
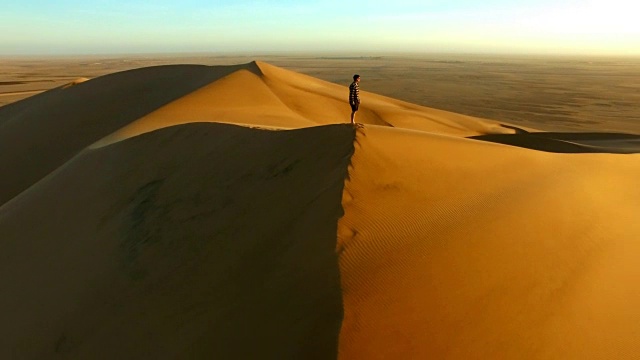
0, 61, 639, 359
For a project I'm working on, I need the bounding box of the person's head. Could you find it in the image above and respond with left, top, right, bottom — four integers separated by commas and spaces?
353, 74, 360, 82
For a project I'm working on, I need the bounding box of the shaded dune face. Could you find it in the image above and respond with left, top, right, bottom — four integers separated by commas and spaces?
0, 64, 256, 207
471, 131, 640, 154
0, 123, 354, 359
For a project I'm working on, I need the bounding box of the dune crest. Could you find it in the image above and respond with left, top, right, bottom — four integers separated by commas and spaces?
91, 61, 515, 147
61, 78, 90, 89
0, 64, 255, 207
0, 123, 354, 358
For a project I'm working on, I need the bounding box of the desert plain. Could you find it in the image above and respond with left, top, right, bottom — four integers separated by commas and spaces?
1, 54, 639, 359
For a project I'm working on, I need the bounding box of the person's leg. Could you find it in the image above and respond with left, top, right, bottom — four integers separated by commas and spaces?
350, 103, 358, 124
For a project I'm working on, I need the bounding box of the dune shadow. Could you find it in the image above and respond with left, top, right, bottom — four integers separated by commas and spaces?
470, 126, 640, 154
0, 63, 256, 206
0, 122, 355, 358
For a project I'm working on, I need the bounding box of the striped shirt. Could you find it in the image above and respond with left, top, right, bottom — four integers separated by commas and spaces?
349, 81, 360, 105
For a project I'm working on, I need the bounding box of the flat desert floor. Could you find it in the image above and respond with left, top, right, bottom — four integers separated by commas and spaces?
1, 53, 638, 133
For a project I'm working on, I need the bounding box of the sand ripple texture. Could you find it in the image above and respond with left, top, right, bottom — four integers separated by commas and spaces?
337, 125, 640, 359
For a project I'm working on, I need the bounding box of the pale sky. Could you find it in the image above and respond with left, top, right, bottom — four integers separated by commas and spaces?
1, 0, 638, 55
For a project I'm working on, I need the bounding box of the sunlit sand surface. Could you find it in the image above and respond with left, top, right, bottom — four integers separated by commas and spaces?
1, 61, 638, 359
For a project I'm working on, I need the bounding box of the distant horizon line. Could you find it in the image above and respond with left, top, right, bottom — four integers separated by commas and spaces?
2, 50, 640, 59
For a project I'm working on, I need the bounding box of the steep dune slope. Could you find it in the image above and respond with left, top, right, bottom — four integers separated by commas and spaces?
337, 126, 640, 359
94, 61, 514, 147
0, 123, 354, 359
90, 63, 317, 147
259, 62, 511, 135
0, 64, 253, 206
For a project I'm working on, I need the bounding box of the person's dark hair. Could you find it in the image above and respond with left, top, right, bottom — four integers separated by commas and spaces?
353, 74, 360, 81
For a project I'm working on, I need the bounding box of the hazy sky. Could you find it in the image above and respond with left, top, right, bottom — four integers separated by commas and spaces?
1, 0, 638, 55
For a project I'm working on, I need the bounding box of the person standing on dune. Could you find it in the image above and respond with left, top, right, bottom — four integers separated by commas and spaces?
349, 74, 361, 124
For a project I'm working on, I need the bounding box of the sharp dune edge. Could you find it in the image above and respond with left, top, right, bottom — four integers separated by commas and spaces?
1, 123, 353, 359
1, 62, 639, 359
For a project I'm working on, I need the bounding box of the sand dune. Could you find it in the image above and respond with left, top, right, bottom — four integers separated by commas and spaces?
338, 126, 640, 358
1, 62, 639, 359
0, 64, 252, 206
0, 123, 353, 358
93, 61, 513, 147
0, 90, 45, 98
472, 131, 640, 154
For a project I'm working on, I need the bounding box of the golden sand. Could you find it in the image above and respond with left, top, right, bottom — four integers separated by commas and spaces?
0, 61, 638, 359
338, 126, 640, 358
